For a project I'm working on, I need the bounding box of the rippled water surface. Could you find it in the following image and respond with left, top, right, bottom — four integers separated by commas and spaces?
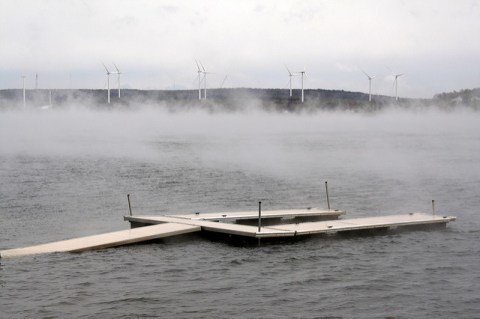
1, 108, 479, 318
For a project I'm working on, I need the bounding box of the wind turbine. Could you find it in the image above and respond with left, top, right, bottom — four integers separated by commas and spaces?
296, 67, 306, 103
285, 65, 297, 97
199, 62, 214, 100
360, 69, 375, 102
386, 66, 404, 101
195, 60, 203, 100
113, 63, 122, 98
392, 73, 403, 101
103, 63, 112, 104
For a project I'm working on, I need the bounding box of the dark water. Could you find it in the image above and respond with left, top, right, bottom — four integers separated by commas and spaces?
1, 108, 479, 318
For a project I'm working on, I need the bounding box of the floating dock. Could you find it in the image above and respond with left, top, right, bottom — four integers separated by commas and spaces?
0, 223, 200, 259
172, 208, 345, 221
128, 208, 345, 228
0, 207, 456, 259
124, 212, 456, 238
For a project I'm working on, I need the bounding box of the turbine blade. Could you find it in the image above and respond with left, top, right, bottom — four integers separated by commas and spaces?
195, 59, 201, 71
102, 62, 110, 74
359, 67, 372, 79
285, 65, 292, 76
114, 63, 120, 73
199, 61, 206, 72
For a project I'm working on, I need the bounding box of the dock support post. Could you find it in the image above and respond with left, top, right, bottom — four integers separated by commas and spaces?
127, 194, 132, 216
258, 201, 262, 232
432, 199, 435, 217
325, 181, 330, 210
258, 201, 262, 247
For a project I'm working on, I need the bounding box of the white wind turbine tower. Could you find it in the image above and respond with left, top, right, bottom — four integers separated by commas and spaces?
392, 72, 403, 101
195, 60, 203, 100
285, 65, 297, 97
113, 64, 122, 98
361, 69, 375, 102
387, 66, 404, 101
199, 62, 214, 100
103, 63, 112, 104
296, 67, 306, 103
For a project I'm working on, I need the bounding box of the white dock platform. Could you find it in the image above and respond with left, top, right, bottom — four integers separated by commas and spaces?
171, 208, 345, 221
0, 223, 200, 259
126, 215, 296, 237
268, 213, 456, 236
125, 212, 456, 238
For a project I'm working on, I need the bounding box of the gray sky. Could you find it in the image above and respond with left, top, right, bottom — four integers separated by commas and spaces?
1, 0, 479, 98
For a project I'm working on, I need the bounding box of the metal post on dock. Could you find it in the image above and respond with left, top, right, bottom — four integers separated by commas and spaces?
325, 181, 331, 210
258, 201, 262, 247
258, 201, 262, 232
432, 199, 435, 217
127, 194, 132, 216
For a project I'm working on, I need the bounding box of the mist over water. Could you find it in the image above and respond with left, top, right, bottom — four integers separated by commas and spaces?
1, 105, 479, 318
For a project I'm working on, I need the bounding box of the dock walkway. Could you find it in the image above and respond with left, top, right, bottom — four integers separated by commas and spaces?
125, 212, 456, 238
0, 223, 200, 259
172, 208, 345, 221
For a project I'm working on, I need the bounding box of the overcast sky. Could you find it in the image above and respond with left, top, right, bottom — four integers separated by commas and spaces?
1, 0, 479, 98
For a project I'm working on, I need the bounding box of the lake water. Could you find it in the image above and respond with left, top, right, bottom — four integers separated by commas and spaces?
1, 106, 479, 318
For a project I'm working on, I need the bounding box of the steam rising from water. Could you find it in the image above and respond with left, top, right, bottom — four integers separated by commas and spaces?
1, 106, 479, 181
1, 105, 478, 218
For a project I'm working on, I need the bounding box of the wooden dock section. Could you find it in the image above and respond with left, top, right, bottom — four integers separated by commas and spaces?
0, 223, 200, 259
171, 208, 345, 222
266, 213, 456, 236
124, 212, 456, 238
126, 215, 296, 237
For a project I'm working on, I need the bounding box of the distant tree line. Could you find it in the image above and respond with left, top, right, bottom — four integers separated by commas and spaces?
0, 87, 478, 112
433, 88, 480, 108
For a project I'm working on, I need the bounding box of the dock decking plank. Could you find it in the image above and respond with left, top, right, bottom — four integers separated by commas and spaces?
271, 213, 457, 235
125, 215, 292, 237
0, 223, 201, 258
170, 208, 345, 221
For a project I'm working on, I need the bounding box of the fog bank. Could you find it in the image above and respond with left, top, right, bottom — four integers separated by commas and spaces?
1, 107, 478, 179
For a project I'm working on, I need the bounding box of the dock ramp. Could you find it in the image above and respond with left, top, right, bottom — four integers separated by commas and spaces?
0, 223, 200, 259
